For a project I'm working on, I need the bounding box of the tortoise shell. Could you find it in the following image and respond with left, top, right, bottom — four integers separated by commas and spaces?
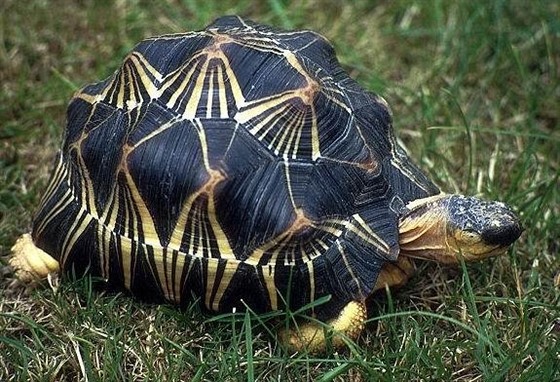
31, 16, 439, 320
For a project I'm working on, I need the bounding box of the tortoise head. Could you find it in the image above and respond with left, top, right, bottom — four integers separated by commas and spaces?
399, 194, 522, 264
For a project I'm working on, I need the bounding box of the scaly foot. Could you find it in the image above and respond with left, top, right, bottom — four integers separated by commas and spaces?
278, 300, 366, 353
10, 233, 59, 282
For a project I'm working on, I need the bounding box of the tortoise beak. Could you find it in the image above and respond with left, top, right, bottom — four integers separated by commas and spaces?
481, 220, 523, 247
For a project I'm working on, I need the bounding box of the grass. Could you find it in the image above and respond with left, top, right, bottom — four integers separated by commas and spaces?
1, 0, 559, 380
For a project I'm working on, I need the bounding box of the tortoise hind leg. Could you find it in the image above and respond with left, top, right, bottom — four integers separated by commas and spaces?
9, 233, 60, 282
278, 300, 366, 353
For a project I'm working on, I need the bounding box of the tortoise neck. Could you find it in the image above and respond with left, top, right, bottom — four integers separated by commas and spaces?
398, 194, 459, 264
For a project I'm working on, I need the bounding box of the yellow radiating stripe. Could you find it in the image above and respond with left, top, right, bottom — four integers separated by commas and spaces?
207, 198, 234, 258
104, 72, 118, 106
310, 107, 320, 160
159, 65, 187, 94
194, 119, 211, 168
287, 111, 305, 158
248, 230, 302, 267
211, 261, 239, 311
121, 181, 132, 238
246, 216, 348, 267
170, 187, 235, 260
169, 189, 203, 250
143, 31, 202, 43
171, 250, 187, 304
34, 189, 72, 238
100, 184, 118, 230
138, 240, 164, 301
262, 265, 278, 310
180, 255, 196, 298
287, 112, 305, 159
100, 186, 122, 279
123, 170, 159, 246
170, 194, 218, 253
192, 206, 203, 256
119, 235, 133, 290
200, 206, 211, 257
206, 67, 215, 118
283, 245, 295, 266
99, 225, 111, 280
283, 50, 307, 78
283, 161, 297, 210
220, 54, 246, 108
166, 64, 198, 109
75, 148, 99, 219
216, 64, 229, 118
116, 64, 127, 108
322, 85, 350, 113
282, 49, 349, 111
232, 36, 285, 56
317, 238, 329, 251
270, 109, 300, 156
132, 117, 180, 149
248, 104, 290, 136
235, 91, 296, 124
351, 214, 391, 255
126, 62, 138, 107
306, 261, 315, 308
128, 53, 162, 99
152, 245, 172, 302
258, 107, 292, 141
316, 224, 344, 238
239, 88, 320, 159
72, 92, 99, 105
38, 156, 66, 207
59, 209, 93, 268
184, 59, 210, 119
245, 235, 284, 266
125, 186, 139, 287
336, 241, 364, 298
130, 52, 163, 82
204, 259, 219, 310
302, 240, 321, 261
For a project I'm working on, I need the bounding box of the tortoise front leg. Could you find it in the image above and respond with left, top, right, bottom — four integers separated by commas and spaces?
278, 300, 366, 353
372, 256, 416, 293
9, 233, 60, 282
278, 257, 415, 353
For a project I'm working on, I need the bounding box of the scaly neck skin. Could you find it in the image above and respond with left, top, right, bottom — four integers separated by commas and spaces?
398, 194, 460, 264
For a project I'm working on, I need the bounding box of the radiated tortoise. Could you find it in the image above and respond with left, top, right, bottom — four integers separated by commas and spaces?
10, 15, 522, 352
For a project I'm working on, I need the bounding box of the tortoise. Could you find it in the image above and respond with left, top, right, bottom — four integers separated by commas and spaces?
10, 15, 522, 352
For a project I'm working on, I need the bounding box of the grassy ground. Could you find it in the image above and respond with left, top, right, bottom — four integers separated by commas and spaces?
1, 0, 558, 381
